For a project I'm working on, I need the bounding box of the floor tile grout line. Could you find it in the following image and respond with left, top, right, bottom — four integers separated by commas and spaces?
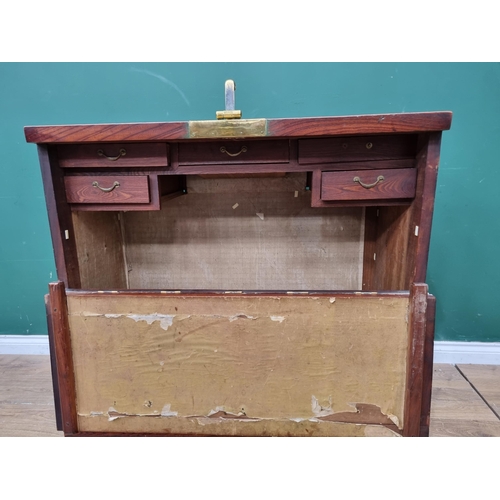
455, 364, 500, 421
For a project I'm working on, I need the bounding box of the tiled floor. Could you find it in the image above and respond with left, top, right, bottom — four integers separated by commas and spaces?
1, 355, 499, 437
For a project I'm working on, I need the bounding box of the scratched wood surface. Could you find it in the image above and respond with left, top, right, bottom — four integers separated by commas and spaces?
123, 174, 365, 291
66, 293, 409, 436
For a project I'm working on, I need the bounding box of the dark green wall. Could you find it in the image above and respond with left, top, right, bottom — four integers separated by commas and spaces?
1, 63, 499, 341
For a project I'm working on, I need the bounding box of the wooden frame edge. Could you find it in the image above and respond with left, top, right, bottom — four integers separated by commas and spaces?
48, 282, 78, 435
403, 283, 428, 436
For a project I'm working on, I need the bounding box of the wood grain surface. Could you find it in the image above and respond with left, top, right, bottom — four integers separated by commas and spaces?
24, 112, 452, 143
57, 142, 169, 168
321, 168, 417, 201
65, 175, 150, 204
298, 134, 417, 164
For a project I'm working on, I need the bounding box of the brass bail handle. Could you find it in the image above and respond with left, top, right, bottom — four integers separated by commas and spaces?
97, 148, 126, 161
92, 180, 120, 192
353, 175, 385, 189
220, 146, 247, 157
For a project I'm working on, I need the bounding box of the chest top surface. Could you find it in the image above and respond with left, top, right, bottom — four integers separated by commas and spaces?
24, 112, 452, 144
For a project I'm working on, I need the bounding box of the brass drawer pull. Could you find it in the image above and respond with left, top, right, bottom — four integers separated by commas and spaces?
97, 148, 126, 161
353, 175, 385, 189
220, 146, 247, 157
92, 180, 120, 192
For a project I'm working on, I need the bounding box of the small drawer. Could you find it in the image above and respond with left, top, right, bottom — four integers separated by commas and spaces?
178, 140, 289, 165
65, 175, 150, 204
299, 135, 417, 165
321, 168, 417, 201
57, 143, 168, 168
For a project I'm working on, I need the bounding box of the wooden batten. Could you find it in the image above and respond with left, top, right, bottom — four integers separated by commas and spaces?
38, 145, 81, 288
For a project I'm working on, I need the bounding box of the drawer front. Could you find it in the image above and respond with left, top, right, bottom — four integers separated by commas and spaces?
178, 140, 289, 165
299, 135, 417, 164
65, 175, 150, 204
321, 168, 417, 201
57, 143, 168, 168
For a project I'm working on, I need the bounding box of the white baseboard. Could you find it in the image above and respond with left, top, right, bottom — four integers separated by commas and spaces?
1, 336, 500, 364
0, 335, 50, 355
433, 341, 500, 365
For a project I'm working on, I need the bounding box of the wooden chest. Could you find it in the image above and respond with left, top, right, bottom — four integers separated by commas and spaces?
25, 109, 452, 436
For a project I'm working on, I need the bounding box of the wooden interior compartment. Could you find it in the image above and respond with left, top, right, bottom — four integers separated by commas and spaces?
67, 291, 409, 436
178, 139, 289, 165
57, 142, 169, 168
362, 205, 415, 291
70, 172, 418, 292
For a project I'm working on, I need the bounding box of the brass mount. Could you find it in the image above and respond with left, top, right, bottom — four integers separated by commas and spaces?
216, 80, 242, 120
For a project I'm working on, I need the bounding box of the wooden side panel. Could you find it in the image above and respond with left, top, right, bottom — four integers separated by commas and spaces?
408, 132, 442, 283
372, 206, 413, 290
38, 145, 81, 288
72, 211, 127, 290
123, 174, 365, 291
66, 293, 409, 436
48, 282, 78, 435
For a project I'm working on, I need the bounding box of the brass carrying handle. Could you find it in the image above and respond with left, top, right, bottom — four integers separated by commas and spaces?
92, 180, 120, 192
353, 175, 385, 189
97, 148, 126, 161
220, 146, 247, 157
